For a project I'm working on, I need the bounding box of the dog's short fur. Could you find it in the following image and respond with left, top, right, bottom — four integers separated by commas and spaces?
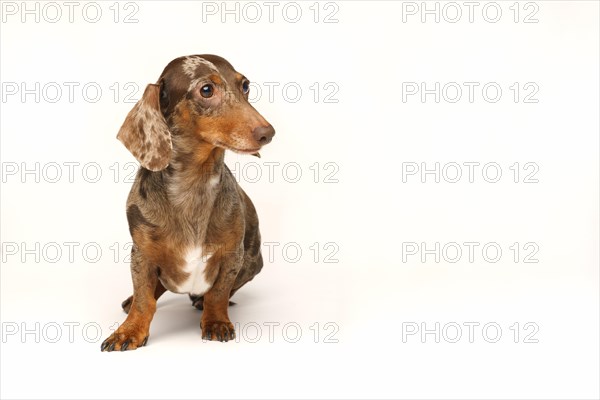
101, 55, 275, 351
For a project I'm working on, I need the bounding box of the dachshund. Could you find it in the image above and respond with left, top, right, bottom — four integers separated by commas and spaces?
101, 55, 275, 351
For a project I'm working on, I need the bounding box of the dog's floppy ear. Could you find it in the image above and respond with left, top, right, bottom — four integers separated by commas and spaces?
117, 84, 172, 171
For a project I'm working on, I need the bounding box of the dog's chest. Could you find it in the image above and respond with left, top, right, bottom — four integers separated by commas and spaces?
172, 246, 213, 295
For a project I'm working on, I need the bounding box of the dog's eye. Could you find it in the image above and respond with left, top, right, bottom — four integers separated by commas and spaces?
242, 80, 250, 95
200, 84, 214, 98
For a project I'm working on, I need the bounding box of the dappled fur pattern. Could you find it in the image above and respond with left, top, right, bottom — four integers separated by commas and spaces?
102, 55, 275, 351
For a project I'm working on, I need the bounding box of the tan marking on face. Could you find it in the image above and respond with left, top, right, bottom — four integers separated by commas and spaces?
209, 74, 223, 86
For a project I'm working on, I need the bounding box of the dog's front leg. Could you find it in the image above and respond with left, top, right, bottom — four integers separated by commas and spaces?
201, 246, 243, 342
101, 247, 158, 351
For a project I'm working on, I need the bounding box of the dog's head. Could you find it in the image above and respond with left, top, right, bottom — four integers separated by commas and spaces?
117, 55, 275, 171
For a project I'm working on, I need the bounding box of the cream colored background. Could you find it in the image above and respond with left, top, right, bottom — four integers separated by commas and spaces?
1, 1, 598, 399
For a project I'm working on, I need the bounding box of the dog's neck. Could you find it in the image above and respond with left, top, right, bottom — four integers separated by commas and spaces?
170, 135, 224, 178
164, 134, 225, 239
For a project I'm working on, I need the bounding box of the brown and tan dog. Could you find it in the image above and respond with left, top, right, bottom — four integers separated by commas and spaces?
101, 55, 275, 351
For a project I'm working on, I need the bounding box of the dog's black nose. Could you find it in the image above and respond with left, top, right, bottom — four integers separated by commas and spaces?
253, 125, 275, 145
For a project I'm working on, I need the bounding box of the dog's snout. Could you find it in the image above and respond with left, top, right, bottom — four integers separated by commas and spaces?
253, 125, 275, 145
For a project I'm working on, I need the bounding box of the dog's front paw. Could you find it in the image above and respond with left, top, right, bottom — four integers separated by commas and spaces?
101, 324, 149, 352
201, 320, 235, 342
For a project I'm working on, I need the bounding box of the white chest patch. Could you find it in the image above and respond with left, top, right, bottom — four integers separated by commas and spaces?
209, 174, 220, 187
176, 246, 213, 295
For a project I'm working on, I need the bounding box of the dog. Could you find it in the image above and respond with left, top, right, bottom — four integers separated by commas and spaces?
101, 55, 275, 351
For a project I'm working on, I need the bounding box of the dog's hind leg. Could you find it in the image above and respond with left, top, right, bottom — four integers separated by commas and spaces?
188, 294, 235, 310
